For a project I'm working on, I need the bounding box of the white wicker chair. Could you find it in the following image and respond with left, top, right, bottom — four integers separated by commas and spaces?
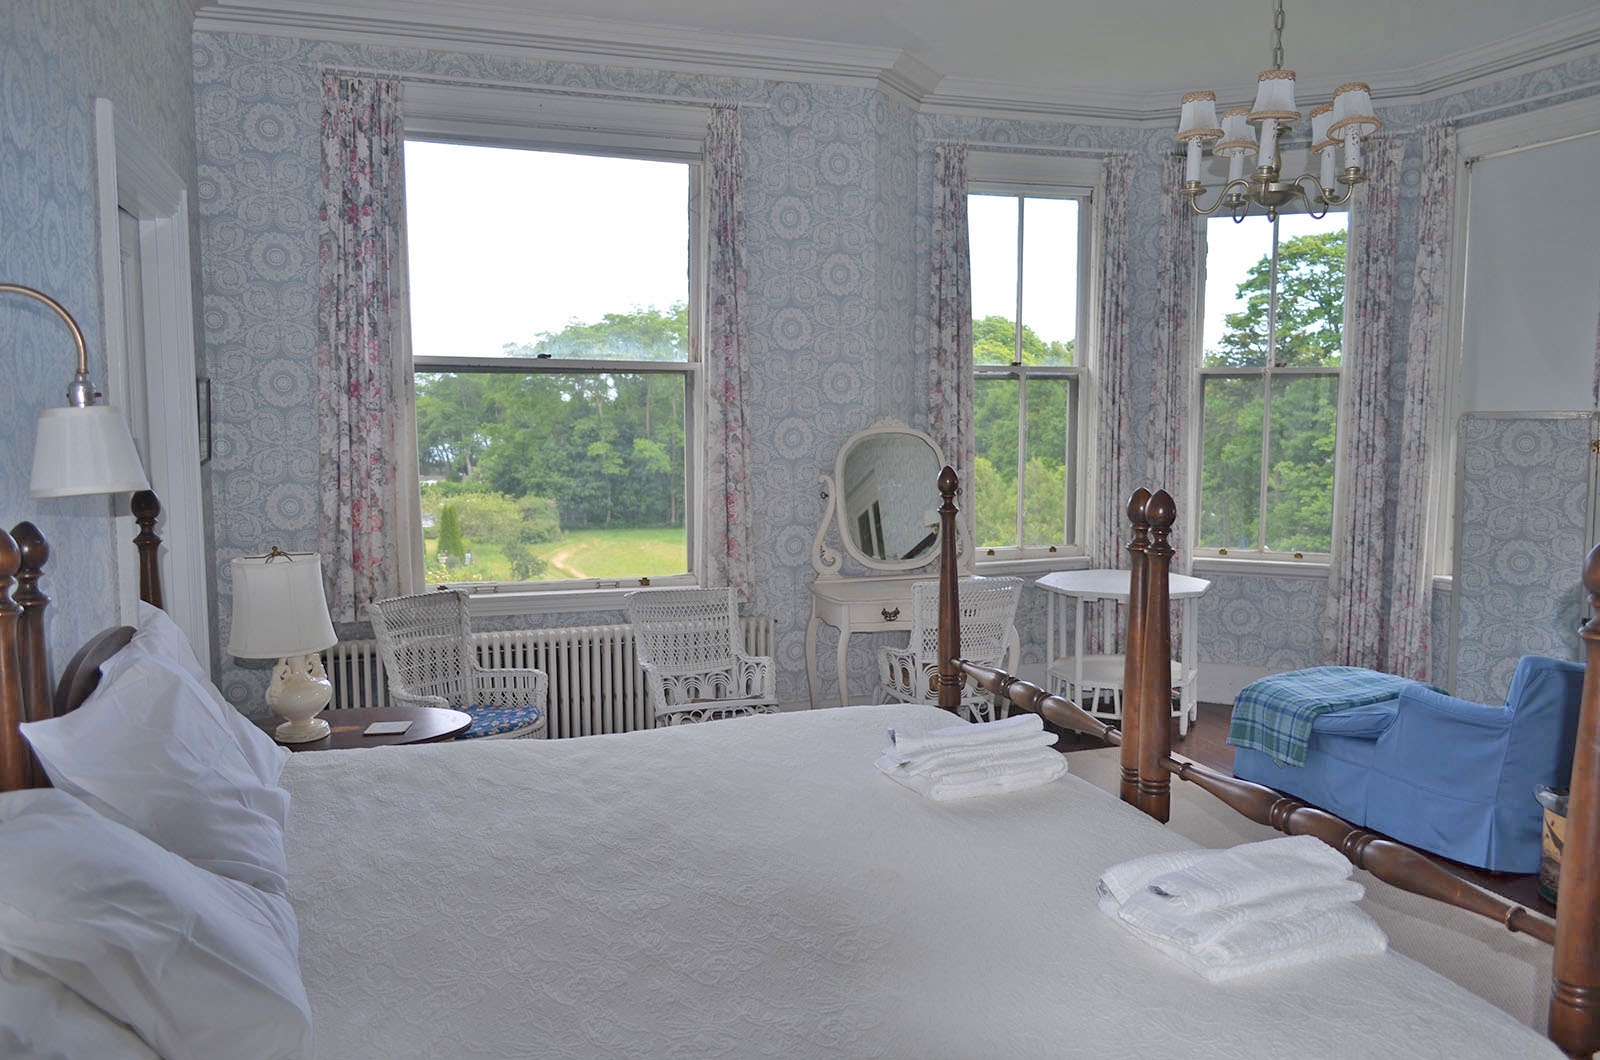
624, 587, 778, 727
365, 590, 548, 739
878, 576, 1023, 723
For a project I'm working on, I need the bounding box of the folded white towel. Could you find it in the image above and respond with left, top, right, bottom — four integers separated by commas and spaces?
874, 747, 1067, 801
885, 713, 1043, 758
885, 732, 1060, 776
1144, 834, 1354, 913
1114, 880, 1367, 950
1097, 848, 1206, 906
1097, 893, 1387, 982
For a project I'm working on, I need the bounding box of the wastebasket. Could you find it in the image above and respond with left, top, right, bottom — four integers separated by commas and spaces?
1535, 785, 1569, 904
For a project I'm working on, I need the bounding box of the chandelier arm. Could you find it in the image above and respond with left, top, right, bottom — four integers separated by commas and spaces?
1182, 178, 1255, 217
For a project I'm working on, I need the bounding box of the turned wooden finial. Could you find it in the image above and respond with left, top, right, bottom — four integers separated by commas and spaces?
1120, 487, 1153, 806
936, 466, 963, 713
132, 489, 164, 609
0, 527, 25, 792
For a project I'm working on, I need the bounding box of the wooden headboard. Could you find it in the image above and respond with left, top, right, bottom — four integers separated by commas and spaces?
0, 491, 165, 790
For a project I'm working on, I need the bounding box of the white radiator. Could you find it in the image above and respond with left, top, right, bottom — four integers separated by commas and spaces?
323, 618, 775, 740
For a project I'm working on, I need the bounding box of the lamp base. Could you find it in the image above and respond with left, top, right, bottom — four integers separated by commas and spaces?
266, 652, 335, 745
274, 715, 332, 744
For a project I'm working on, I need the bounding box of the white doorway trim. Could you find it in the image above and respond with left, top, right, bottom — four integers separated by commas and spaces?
93, 98, 212, 671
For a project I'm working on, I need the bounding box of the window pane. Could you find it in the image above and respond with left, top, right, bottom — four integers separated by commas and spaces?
1021, 374, 1077, 547
1272, 213, 1348, 367
972, 374, 1020, 549
969, 194, 1020, 365
405, 141, 689, 361
1264, 373, 1339, 553
1019, 197, 1078, 366
1198, 375, 1263, 550
416, 369, 688, 585
1202, 215, 1273, 368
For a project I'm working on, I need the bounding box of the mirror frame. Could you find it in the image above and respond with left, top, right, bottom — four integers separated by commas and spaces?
812, 418, 946, 576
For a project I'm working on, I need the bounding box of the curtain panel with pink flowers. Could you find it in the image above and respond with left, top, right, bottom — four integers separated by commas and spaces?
315, 74, 408, 622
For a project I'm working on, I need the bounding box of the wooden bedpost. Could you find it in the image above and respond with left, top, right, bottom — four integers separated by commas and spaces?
1119, 489, 1151, 806
1549, 542, 1600, 1057
1137, 490, 1176, 824
935, 466, 963, 713
11, 523, 49, 788
132, 489, 164, 609
0, 528, 26, 792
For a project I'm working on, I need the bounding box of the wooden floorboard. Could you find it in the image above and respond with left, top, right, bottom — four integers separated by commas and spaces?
1054, 699, 1553, 915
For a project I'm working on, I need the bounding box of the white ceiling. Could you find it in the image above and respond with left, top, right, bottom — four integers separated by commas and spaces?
193, 0, 1600, 118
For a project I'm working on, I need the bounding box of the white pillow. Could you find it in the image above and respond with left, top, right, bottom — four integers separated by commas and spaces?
129, 603, 289, 786
0, 789, 312, 1060
21, 641, 292, 895
0, 952, 160, 1060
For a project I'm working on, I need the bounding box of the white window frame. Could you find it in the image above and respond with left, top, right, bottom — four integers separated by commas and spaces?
966, 152, 1099, 573
400, 85, 710, 616
1191, 203, 1350, 565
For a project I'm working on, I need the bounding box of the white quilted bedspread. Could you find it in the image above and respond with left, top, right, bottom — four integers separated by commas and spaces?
282, 704, 1560, 1059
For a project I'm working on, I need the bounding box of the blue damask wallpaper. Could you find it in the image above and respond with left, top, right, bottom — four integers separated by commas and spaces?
1452, 414, 1593, 704
188, 29, 1600, 710
0, 0, 196, 669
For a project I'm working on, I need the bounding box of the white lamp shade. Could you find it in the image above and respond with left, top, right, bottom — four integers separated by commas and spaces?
228, 551, 338, 658
29, 406, 151, 498
1176, 92, 1223, 141
1248, 69, 1299, 123
1213, 108, 1258, 158
1329, 82, 1382, 138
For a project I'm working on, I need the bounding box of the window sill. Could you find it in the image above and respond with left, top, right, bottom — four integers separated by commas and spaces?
1189, 555, 1330, 579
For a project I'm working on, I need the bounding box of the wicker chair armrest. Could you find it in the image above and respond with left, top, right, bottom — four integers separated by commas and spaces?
389, 687, 449, 710
471, 666, 549, 710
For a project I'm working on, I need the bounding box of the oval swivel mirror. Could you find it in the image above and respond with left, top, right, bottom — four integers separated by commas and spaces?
829, 420, 944, 571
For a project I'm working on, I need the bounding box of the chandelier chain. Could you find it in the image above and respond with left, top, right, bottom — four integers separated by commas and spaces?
1271, 0, 1285, 71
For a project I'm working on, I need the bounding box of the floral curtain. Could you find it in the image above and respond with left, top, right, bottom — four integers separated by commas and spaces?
929, 143, 976, 549
703, 106, 754, 600
1321, 137, 1407, 667
1150, 153, 1197, 571
1090, 152, 1137, 653
1094, 152, 1137, 573
1385, 124, 1458, 679
315, 74, 408, 622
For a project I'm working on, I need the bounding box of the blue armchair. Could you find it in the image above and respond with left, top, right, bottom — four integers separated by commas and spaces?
1232, 656, 1585, 873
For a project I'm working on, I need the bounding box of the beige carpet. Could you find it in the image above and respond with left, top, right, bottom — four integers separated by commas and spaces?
1068, 746, 1554, 1032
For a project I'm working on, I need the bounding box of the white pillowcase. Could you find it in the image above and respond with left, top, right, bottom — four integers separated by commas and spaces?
21, 633, 293, 895
0, 952, 160, 1060
0, 789, 312, 1060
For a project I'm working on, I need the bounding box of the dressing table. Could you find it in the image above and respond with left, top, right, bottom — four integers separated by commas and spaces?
806, 420, 961, 707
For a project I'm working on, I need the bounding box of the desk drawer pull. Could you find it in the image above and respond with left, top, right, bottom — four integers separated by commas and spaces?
881, 607, 900, 622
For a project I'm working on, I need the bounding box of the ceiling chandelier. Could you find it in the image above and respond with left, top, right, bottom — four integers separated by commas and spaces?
1175, 0, 1382, 221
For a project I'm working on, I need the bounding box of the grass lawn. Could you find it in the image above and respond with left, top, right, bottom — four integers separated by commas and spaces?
427, 526, 686, 583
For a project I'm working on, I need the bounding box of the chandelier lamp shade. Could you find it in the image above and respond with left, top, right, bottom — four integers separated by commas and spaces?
2, 282, 150, 498
1175, 1, 1382, 221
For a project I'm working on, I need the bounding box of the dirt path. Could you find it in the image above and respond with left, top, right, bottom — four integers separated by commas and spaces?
548, 544, 587, 579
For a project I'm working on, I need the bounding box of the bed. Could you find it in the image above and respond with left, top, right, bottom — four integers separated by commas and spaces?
0, 478, 1595, 1059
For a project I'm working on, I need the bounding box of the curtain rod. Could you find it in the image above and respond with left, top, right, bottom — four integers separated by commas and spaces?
319, 65, 769, 109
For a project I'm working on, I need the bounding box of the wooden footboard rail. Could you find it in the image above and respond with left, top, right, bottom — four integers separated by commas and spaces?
935, 469, 1600, 1057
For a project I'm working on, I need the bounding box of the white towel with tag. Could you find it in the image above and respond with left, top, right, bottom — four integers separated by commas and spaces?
1114, 880, 1368, 950
885, 731, 1060, 776
1143, 834, 1354, 913
874, 747, 1067, 801
884, 713, 1044, 758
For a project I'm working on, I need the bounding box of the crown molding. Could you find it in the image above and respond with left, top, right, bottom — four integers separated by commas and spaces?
192, 0, 1600, 123
192, 0, 942, 94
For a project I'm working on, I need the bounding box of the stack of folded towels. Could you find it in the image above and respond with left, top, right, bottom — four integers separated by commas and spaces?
1096, 834, 1387, 981
875, 713, 1066, 801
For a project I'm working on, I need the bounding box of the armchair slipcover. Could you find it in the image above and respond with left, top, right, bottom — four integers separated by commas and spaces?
878, 576, 1022, 723
365, 590, 548, 739
1232, 655, 1585, 872
624, 587, 778, 726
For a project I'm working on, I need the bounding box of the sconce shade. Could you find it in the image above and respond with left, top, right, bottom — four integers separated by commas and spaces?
228, 551, 338, 659
30, 406, 151, 498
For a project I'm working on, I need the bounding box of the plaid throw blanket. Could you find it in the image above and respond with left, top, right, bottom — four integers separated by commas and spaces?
1227, 667, 1426, 768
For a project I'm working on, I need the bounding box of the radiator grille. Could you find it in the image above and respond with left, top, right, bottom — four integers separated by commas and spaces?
323, 618, 774, 740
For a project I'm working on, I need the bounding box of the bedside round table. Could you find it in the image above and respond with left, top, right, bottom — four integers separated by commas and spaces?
258, 706, 471, 750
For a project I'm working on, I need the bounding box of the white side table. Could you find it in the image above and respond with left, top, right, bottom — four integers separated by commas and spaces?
1036, 569, 1212, 736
